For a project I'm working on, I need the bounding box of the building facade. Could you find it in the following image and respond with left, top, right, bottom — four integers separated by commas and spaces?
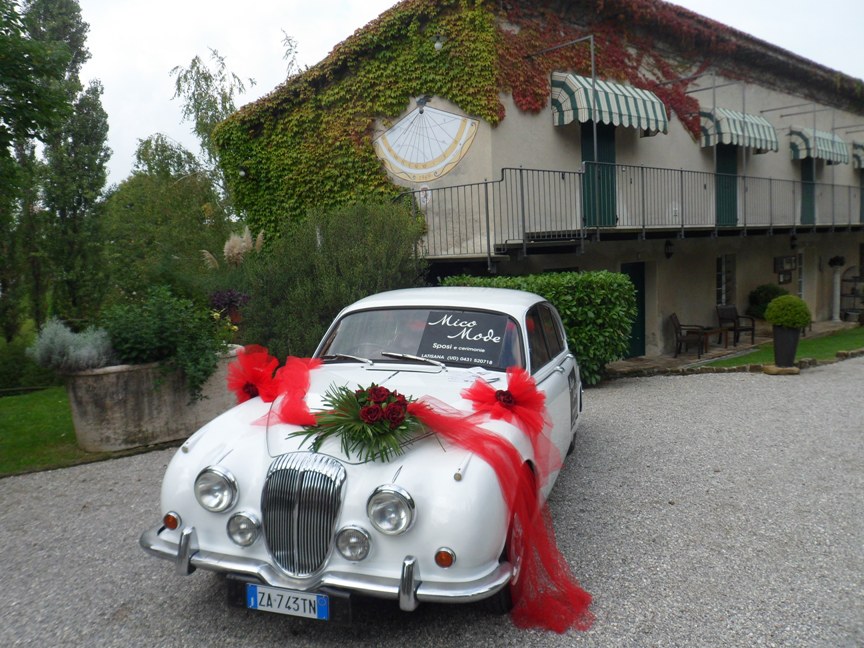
219, 0, 864, 358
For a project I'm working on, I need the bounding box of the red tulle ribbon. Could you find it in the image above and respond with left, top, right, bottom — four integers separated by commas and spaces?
247, 356, 322, 426
226, 345, 279, 403
462, 367, 562, 489
409, 398, 593, 633
272, 356, 322, 425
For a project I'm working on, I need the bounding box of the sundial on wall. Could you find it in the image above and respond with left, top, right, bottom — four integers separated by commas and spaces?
373, 98, 479, 183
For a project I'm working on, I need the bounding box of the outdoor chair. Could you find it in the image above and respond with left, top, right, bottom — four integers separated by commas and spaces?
716, 305, 755, 346
670, 312, 706, 358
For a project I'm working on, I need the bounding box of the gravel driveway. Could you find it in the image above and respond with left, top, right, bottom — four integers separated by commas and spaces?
2, 358, 862, 647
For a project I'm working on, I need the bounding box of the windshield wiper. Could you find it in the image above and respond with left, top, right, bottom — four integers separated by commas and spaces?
381, 352, 446, 368
322, 353, 373, 364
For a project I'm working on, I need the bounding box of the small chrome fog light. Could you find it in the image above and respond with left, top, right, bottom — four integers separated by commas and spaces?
336, 526, 371, 561
227, 513, 260, 546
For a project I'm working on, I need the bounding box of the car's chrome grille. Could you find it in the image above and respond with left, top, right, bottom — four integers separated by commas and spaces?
261, 453, 347, 577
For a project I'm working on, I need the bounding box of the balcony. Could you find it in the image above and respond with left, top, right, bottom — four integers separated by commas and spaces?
398, 163, 864, 265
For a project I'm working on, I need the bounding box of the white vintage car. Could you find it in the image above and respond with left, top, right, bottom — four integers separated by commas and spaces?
140, 286, 583, 624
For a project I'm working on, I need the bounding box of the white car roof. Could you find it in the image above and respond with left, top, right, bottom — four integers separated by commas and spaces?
339, 286, 546, 320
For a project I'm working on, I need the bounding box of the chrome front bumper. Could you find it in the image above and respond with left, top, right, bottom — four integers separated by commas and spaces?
139, 525, 511, 611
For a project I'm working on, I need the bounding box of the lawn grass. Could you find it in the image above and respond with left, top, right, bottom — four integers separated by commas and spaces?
0, 387, 113, 477
705, 325, 864, 368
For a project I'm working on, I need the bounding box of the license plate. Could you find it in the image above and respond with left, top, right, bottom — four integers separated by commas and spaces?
246, 584, 329, 620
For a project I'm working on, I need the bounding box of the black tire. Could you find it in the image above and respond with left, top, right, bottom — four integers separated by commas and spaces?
482, 519, 520, 614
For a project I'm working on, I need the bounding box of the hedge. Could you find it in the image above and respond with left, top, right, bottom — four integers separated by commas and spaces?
442, 272, 636, 385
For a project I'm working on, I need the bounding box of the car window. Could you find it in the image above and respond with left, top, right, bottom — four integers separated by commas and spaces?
526, 307, 551, 371
319, 308, 523, 371
539, 304, 565, 357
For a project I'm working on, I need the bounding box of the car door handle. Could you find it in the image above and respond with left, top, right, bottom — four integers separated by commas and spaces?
554, 365, 566, 374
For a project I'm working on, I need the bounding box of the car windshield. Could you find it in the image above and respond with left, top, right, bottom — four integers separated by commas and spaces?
318, 307, 523, 370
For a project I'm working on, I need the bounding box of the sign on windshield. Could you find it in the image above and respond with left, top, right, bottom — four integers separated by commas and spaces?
417, 311, 511, 368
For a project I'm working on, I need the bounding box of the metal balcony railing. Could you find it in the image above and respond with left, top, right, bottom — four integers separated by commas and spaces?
396, 163, 864, 266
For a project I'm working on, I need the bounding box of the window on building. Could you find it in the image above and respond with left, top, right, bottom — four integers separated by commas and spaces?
715, 254, 736, 305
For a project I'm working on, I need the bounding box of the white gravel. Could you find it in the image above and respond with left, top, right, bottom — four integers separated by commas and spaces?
1, 358, 862, 647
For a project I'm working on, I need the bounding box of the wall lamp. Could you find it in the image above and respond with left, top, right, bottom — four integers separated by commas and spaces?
664, 240, 674, 259
433, 34, 445, 51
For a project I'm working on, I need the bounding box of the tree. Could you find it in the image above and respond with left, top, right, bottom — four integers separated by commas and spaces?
7, 0, 111, 329
101, 135, 232, 301
0, 0, 72, 151
171, 48, 254, 169
0, 0, 72, 339
242, 202, 427, 359
170, 49, 260, 220
42, 79, 110, 324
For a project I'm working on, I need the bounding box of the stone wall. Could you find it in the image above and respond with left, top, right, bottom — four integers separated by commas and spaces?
65, 349, 237, 452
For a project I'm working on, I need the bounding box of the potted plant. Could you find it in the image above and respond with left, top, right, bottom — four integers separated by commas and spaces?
28, 286, 238, 452
764, 294, 812, 368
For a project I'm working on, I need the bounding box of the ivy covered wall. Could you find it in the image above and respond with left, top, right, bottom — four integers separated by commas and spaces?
214, 0, 864, 239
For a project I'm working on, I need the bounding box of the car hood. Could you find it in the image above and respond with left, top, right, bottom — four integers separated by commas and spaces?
263, 362, 504, 458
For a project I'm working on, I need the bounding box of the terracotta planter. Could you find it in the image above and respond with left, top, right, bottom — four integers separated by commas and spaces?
772, 325, 800, 368
65, 348, 238, 452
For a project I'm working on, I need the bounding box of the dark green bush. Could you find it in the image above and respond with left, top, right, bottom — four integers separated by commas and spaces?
241, 201, 427, 359
0, 333, 62, 391
747, 284, 788, 319
442, 271, 637, 385
99, 286, 228, 400
764, 294, 811, 329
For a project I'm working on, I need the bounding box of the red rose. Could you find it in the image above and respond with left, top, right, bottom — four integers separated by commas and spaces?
242, 382, 259, 399
368, 386, 391, 403
495, 389, 515, 406
360, 404, 383, 423
383, 402, 407, 427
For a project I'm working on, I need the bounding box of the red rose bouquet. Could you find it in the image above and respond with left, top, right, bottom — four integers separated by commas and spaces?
291, 383, 423, 462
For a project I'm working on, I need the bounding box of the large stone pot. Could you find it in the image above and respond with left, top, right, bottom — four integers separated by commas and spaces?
772, 325, 801, 368
65, 348, 238, 452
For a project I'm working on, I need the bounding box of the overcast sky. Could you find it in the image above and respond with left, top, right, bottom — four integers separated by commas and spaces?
76, 0, 864, 187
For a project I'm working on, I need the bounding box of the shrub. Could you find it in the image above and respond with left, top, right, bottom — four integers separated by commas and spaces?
441, 271, 637, 385
241, 201, 427, 359
1, 331, 63, 390
747, 284, 788, 319
99, 286, 228, 400
27, 318, 114, 373
764, 295, 812, 329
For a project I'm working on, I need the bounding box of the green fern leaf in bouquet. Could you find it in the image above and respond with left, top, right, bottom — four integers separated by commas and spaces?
291, 383, 424, 462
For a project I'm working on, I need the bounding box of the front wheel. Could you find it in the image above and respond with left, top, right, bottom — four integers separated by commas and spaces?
483, 466, 533, 614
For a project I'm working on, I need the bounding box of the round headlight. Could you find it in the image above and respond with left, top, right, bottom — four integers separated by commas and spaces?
336, 526, 371, 561
194, 467, 237, 512
227, 512, 260, 546
367, 485, 415, 535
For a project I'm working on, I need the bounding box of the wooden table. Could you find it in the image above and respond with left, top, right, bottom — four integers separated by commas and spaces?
700, 327, 729, 354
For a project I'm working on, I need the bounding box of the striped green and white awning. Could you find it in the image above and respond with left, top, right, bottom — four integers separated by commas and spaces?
853, 142, 864, 169
550, 72, 669, 134
788, 127, 849, 164
699, 108, 778, 151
